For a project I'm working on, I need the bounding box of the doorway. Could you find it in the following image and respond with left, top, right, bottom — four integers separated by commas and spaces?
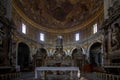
17, 42, 30, 70
89, 42, 102, 66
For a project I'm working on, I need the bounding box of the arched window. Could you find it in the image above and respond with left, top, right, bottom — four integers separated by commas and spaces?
40, 33, 44, 41
93, 23, 97, 34
22, 23, 26, 34
75, 33, 80, 41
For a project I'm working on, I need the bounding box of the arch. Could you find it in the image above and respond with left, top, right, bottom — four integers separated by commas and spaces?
16, 41, 31, 62
81, 47, 86, 54
47, 49, 53, 56
71, 47, 85, 70
71, 48, 77, 59
63, 49, 68, 56
70, 47, 77, 55
88, 42, 102, 66
41, 48, 47, 56
52, 49, 56, 55
64, 49, 71, 56
87, 41, 102, 57
71, 46, 85, 55
71, 47, 83, 59
34, 48, 47, 67
17, 42, 30, 70
37, 48, 47, 57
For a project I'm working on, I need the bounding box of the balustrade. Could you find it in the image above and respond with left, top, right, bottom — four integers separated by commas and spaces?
85, 72, 120, 80
104, 63, 120, 67
0, 72, 21, 80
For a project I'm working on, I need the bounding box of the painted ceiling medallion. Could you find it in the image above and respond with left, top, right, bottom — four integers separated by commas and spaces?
45, 0, 73, 21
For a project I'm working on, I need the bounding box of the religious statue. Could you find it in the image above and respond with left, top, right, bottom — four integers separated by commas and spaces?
56, 36, 63, 48
111, 23, 120, 51
54, 36, 65, 61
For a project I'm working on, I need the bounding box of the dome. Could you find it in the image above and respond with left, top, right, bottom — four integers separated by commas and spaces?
13, 0, 103, 33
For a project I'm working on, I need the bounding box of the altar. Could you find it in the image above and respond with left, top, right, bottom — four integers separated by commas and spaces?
35, 67, 80, 80
34, 36, 80, 80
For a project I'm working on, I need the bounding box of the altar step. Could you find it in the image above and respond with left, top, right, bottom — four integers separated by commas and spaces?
12, 71, 88, 80
11, 71, 120, 80
12, 72, 97, 80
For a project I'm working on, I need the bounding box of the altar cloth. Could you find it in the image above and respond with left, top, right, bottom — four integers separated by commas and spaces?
35, 67, 79, 79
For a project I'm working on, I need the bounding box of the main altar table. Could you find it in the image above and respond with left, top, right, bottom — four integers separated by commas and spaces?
35, 67, 79, 79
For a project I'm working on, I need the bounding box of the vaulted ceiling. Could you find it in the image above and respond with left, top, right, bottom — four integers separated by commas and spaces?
13, 0, 103, 33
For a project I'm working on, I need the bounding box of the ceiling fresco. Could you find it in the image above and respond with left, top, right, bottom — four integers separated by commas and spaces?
14, 0, 103, 30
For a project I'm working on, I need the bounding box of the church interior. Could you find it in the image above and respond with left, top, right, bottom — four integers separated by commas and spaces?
0, 0, 120, 80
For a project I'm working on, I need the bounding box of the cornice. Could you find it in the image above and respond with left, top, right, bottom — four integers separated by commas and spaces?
12, 0, 104, 33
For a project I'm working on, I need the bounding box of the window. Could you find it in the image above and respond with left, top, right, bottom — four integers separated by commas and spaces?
22, 23, 26, 34
57, 35, 62, 39
40, 33, 44, 41
75, 33, 79, 41
93, 23, 97, 34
